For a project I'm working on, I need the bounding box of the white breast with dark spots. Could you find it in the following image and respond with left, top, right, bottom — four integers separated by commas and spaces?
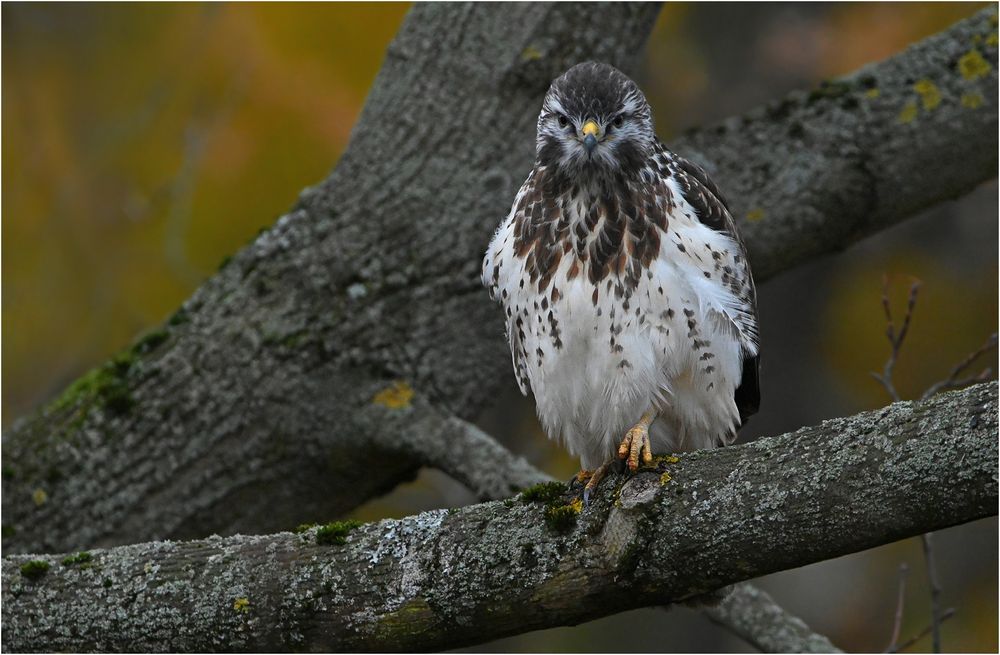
485, 183, 748, 469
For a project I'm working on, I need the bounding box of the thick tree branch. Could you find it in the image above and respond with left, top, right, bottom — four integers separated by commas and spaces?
673, 7, 998, 280
2, 2, 662, 553
3, 7, 996, 561
4, 383, 995, 652
705, 583, 842, 654
435, 417, 840, 653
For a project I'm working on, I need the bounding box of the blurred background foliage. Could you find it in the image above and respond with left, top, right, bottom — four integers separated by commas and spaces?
3, 2, 996, 652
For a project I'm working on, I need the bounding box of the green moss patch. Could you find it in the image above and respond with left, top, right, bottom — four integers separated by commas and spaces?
520, 482, 581, 532
316, 519, 363, 546
61, 551, 93, 566
544, 499, 582, 532
807, 79, 851, 103
167, 307, 190, 327
20, 560, 50, 580
519, 481, 566, 505
50, 351, 137, 417
132, 329, 169, 356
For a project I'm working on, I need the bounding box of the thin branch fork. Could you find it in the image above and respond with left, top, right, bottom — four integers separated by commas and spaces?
871, 275, 998, 653
3, 383, 996, 653
888, 609, 957, 654
870, 274, 921, 402
922, 332, 998, 401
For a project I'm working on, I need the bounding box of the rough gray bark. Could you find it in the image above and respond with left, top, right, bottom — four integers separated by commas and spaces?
2, 2, 663, 553
705, 583, 842, 653
433, 417, 840, 652
2, 4, 996, 566
4, 383, 995, 653
673, 5, 999, 280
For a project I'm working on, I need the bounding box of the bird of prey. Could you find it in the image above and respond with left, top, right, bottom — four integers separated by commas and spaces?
482, 62, 760, 501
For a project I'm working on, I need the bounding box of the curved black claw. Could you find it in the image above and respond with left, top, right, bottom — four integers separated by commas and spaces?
583, 487, 594, 508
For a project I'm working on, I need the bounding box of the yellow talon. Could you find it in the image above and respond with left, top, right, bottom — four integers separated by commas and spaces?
618, 410, 657, 472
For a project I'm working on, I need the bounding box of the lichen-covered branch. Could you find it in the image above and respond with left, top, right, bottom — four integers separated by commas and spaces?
4, 383, 995, 653
705, 583, 842, 653
405, 415, 842, 653
673, 6, 998, 280
2, 7, 996, 561
1, 2, 663, 554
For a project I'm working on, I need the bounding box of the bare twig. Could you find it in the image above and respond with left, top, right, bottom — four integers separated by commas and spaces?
921, 533, 944, 653
922, 332, 998, 400
885, 563, 910, 653
870, 275, 921, 402
888, 608, 956, 653
869, 275, 990, 655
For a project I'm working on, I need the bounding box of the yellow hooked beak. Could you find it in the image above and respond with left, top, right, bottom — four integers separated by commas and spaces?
581, 119, 600, 154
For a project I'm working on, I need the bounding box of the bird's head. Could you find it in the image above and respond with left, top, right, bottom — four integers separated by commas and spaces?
536, 62, 655, 185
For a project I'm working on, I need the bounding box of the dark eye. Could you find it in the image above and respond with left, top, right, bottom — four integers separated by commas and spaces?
612, 114, 625, 129
556, 113, 569, 128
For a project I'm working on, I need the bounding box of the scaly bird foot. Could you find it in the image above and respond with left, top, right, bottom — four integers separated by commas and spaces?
582, 460, 613, 507
618, 422, 654, 472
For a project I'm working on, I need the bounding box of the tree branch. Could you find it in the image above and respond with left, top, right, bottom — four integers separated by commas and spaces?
673, 7, 998, 280
3, 6, 996, 564
1, 1, 663, 553
4, 383, 995, 652
435, 417, 840, 653
705, 583, 842, 654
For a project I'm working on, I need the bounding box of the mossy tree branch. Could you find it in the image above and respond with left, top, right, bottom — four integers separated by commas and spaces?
2, 6, 995, 560
674, 5, 998, 280
1, 1, 663, 553
436, 416, 843, 653
3, 383, 995, 652
4, 6, 994, 652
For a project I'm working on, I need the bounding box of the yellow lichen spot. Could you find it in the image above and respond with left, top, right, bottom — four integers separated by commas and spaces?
745, 208, 765, 222
913, 79, 941, 110
32, 488, 47, 506
898, 101, 918, 124
372, 381, 414, 409
659, 471, 672, 485
958, 50, 991, 80
569, 498, 583, 513
961, 92, 985, 109
520, 45, 543, 61
865, 88, 880, 99
988, 32, 999, 48
233, 597, 250, 612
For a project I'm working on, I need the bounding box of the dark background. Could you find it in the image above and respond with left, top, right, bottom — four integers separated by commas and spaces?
3, 3, 996, 651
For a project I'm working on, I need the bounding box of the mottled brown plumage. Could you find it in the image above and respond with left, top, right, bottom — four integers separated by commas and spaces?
483, 62, 760, 478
